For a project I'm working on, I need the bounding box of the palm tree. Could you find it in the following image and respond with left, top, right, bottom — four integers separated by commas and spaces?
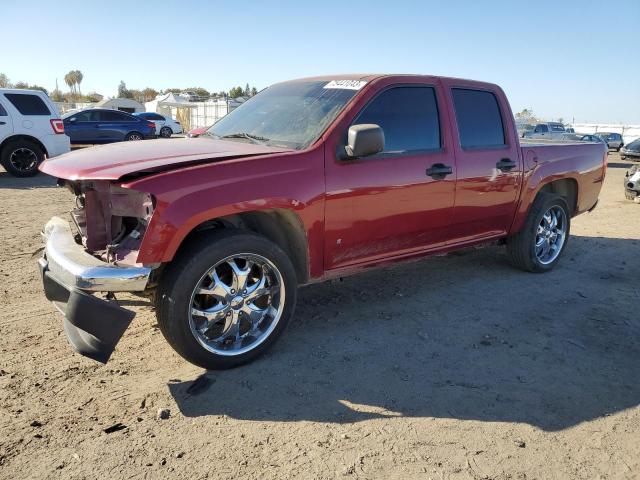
64, 72, 74, 96
75, 70, 83, 96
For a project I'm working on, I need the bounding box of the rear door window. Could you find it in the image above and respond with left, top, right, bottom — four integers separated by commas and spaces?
0, 102, 7, 116
75, 110, 100, 122
354, 86, 441, 153
452, 88, 505, 148
103, 110, 133, 122
4, 93, 51, 115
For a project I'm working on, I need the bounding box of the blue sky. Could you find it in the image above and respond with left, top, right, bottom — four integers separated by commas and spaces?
3, 0, 639, 123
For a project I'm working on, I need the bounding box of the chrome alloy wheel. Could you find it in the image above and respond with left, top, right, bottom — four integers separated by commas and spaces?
9, 147, 38, 172
535, 205, 567, 265
188, 254, 284, 356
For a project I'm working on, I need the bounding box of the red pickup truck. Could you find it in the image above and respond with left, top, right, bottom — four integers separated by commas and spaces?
38, 75, 607, 368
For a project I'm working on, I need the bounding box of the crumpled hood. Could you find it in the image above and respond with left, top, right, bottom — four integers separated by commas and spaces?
39, 138, 291, 181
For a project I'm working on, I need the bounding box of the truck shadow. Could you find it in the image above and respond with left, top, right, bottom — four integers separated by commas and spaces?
168, 235, 639, 431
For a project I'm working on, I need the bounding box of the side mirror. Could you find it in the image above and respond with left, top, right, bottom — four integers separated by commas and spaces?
345, 124, 384, 158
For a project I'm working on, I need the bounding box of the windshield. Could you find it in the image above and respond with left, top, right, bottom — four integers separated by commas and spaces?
206, 80, 362, 149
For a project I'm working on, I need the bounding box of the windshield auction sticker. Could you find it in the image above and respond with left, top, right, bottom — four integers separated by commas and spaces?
323, 80, 367, 90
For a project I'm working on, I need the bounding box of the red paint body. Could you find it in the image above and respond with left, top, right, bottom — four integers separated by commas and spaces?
40, 75, 606, 283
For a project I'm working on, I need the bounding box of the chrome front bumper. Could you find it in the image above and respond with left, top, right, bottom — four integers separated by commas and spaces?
39, 216, 151, 292
38, 216, 154, 363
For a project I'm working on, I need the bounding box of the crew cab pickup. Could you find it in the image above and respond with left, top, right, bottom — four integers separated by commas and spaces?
37, 75, 607, 368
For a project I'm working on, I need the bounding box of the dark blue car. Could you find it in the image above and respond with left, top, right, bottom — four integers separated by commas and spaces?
62, 108, 156, 144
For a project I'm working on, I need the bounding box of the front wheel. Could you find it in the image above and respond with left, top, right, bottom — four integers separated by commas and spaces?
156, 230, 297, 369
0, 139, 44, 177
506, 193, 571, 272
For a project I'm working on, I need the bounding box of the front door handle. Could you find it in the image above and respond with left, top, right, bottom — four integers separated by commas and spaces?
426, 163, 453, 180
496, 158, 517, 172
0, 121, 6, 125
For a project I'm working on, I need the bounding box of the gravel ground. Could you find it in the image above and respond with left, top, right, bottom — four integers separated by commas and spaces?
0, 153, 638, 479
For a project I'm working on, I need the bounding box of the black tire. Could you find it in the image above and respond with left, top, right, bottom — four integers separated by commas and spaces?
506, 193, 571, 273
156, 229, 298, 369
160, 126, 173, 138
0, 139, 44, 177
125, 132, 144, 141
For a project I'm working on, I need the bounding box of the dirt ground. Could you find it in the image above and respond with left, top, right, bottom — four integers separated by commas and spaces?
0, 153, 638, 480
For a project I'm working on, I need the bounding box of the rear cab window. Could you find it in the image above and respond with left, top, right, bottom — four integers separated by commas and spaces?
451, 88, 505, 149
4, 93, 51, 115
353, 85, 441, 154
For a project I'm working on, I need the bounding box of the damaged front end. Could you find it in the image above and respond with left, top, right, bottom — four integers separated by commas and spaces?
39, 179, 159, 363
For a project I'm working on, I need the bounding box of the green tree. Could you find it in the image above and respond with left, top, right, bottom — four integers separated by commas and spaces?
50, 89, 64, 102
14, 81, 29, 89
74, 70, 83, 96
244, 83, 250, 96
0, 73, 10, 88
28, 84, 48, 95
250, 87, 258, 96
190, 87, 210, 98
142, 87, 158, 101
228, 86, 244, 98
515, 108, 536, 122
118, 81, 132, 98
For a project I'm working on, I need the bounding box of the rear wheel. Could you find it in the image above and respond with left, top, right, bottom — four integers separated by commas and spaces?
156, 229, 297, 369
125, 132, 143, 141
0, 139, 44, 177
506, 193, 570, 272
160, 126, 173, 138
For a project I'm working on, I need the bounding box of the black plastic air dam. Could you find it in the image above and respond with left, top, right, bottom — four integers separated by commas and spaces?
40, 267, 135, 363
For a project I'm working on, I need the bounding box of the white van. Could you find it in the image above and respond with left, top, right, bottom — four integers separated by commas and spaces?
0, 89, 70, 177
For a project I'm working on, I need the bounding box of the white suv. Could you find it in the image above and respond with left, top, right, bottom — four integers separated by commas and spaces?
0, 89, 70, 177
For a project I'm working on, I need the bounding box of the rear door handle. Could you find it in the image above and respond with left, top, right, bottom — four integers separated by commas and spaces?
0, 121, 6, 125
426, 163, 453, 180
496, 158, 517, 172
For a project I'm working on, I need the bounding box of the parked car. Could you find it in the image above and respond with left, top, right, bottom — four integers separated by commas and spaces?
62, 108, 156, 144
186, 126, 209, 138
516, 123, 534, 138
596, 132, 624, 151
523, 122, 567, 140
620, 138, 640, 160
133, 112, 182, 138
624, 164, 639, 201
580, 134, 608, 145
0, 88, 70, 177
38, 74, 607, 368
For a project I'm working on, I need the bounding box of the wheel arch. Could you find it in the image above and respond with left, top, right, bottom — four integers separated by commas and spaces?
0, 134, 48, 157
169, 208, 309, 284
538, 178, 578, 215
510, 176, 579, 235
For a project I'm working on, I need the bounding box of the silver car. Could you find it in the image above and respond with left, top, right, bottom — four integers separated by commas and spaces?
621, 138, 640, 160
597, 132, 624, 151
523, 122, 567, 140
580, 134, 608, 146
